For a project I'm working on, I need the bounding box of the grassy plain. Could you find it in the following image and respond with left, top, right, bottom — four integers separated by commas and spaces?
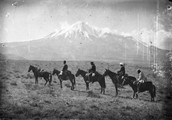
0, 60, 170, 119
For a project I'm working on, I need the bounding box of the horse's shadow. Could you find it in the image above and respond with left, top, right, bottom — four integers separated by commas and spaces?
73, 89, 91, 94
102, 92, 159, 102
104, 93, 118, 97
118, 95, 160, 102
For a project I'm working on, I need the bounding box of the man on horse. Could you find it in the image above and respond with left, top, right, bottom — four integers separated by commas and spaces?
87, 62, 96, 83
59, 60, 68, 77
117, 62, 125, 84
136, 69, 147, 92
38, 68, 45, 72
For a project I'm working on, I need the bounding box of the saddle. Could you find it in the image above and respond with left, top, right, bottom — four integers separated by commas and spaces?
85, 72, 97, 83
38, 71, 46, 77
118, 73, 127, 84
60, 70, 71, 80
134, 81, 152, 86
133, 81, 140, 85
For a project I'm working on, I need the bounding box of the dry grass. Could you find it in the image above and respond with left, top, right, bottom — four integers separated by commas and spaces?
0, 60, 170, 119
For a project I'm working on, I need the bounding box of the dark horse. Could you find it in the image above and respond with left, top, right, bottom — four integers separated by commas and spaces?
52, 69, 75, 90
122, 75, 156, 101
28, 65, 52, 86
75, 69, 90, 90
103, 69, 119, 96
75, 69, 106, 94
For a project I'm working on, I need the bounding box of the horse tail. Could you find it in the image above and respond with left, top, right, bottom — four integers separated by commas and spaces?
49, 73, 52, 83
104, 77, 106, 88
73, 75, 76, 86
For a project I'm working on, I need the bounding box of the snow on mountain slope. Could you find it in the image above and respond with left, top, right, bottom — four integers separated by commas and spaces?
45, 21, 149, 47
46, 21, 117, 40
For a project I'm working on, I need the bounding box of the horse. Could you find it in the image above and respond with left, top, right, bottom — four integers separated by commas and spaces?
75, 69, 90, 90
103, 69, 119, 96
76, 68, 106, 94
122, 75, 156, 101
52, 69, 75, 90
28, 65, 52, 86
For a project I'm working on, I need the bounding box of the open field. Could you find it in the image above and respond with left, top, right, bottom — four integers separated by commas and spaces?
0, 60, 171, 120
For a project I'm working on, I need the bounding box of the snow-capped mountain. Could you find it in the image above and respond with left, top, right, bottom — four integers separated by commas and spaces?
46, 21, 149, 47
0, 21, 166, 64
46, 21, 114, 40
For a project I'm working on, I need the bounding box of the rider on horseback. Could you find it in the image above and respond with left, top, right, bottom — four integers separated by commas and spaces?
38, 68, 45, 72
87, 62, 96, 83
117, 63, 125, 83
136, 69, 147, 93
59, 60, 68, 76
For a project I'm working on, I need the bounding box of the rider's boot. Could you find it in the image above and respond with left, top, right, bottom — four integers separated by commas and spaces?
137, 83, 140, 93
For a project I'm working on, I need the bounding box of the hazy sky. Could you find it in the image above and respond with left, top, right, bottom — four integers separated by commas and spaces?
0, 0, 172, 49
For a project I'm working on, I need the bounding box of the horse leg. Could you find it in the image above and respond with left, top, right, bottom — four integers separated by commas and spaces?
149, 90, 152, 101
152, 85, 156, 102
150, 92, 153, 102
149, 90, 154, 102
59, 79, 62, 88
133, 92, 136, 98
103, 88, 105, 94
49, 80, 51, 86
115, 83, 118, 96
100, 87, 103, 94
73, 76, 76, 88
35, 77, 36, 84
71, 85, 73, 90
35, 77, 38, 84
85, 84, 87, 90
70, 79, 74, 90
44, 80, 48, 86
71, 83, 74, 90
86, 83, 88, 90
86, 83, 89, 90
72, 78, 75, 90
49, 75, 52, 85
153, 96, 155, 102
44, 77, 49, 86
136, 92, 138, 99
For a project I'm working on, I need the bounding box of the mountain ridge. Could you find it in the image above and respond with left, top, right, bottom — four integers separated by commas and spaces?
0, 21, 166, 64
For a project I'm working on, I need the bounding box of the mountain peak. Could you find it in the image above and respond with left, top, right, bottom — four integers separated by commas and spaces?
47, 21, 107, 39
72, 21, 88, 27
66, 21, 91, 33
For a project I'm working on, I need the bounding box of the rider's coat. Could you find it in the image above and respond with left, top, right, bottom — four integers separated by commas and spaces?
138, 71, 147, 83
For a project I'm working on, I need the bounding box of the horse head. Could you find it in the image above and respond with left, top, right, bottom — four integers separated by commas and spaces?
28, 65, 33, 72
75, 68, 81, 77
52, 69, 60, 75
122, 75, 136, 86
103, 69, 110, 76
52, 69, 56, 75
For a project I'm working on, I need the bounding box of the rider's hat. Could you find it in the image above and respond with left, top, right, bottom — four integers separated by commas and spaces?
120, 62, 124, 66
137, 69, 141, 73
91, 62, 94, 65
64, 60, 66, 64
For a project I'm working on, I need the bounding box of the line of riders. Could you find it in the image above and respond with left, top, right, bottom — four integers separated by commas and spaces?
49, 60, 148, 93
28, 60, 156, 101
